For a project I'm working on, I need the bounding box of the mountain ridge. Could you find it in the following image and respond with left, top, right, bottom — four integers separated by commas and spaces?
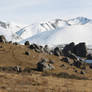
0, 17, 92, 46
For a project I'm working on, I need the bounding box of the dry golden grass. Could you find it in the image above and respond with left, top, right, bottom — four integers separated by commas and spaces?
0, 43, 91, 92
0, 72, 91, 92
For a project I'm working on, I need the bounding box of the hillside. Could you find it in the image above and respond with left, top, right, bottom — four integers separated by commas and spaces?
0, 42, 91, 92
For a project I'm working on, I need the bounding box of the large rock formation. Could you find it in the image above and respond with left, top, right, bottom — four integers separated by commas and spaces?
62, 42, 87, 57
62, 42, 75, 56
73, 43, 87, 57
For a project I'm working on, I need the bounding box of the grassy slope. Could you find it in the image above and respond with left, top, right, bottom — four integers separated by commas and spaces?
0, 43, 92, 92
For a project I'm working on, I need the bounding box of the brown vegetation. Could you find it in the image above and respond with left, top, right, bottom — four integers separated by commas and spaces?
0, 43, 91, 92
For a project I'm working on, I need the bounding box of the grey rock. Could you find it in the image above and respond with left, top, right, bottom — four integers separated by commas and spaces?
80, 70, 85, 74
14, 66, 22, 73
62, 42, 87, 58
30, 44, 43, 53
49, 60, 55, 64
62, 42, 75, 56
61, 57, 69, 63
25, 41, 30, 46
73, 43, 87, 57
25, 51, 30, 55
0, 35, 7, 43
44, 45, 50, 53
37, 59, 55, 71
73, 60, 82, 68
54, 47, 62, 56
13, 42, 18, 45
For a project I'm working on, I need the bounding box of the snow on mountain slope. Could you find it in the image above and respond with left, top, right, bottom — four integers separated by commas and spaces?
0, 20, 22, 41
0, 17, 92, 46
20, 21, 92, 47
18, 17, 92, 44
14, 19, 69, 42
68, 17, 91, 25
0, 19, 68, 42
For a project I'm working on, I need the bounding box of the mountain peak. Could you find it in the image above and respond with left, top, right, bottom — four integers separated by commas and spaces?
68, 17, 91, 25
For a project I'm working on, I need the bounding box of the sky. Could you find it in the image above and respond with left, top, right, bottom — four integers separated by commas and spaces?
0, 0, 92, 24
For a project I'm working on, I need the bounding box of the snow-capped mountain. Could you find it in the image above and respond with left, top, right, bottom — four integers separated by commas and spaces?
68, 17, 91, 25
11, 19, 70, 42
0, 20, 22, 41
0, 17, 92, 47
20, 17, 92, 47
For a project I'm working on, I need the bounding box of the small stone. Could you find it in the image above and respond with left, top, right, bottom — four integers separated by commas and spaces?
25, 41, 30, 46
14, 66, 22, 73
49, 60, 55, 64
13, 42, 18, 45
61, 57, 69, 63
25, 51, 30, 55
80, 70, 85, 74
74, 70, 78, 73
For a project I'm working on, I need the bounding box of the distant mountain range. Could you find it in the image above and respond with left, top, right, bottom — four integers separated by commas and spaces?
0, 17, 92, 47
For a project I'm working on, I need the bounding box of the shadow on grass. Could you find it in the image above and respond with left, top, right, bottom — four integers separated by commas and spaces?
42, 72, 88, 80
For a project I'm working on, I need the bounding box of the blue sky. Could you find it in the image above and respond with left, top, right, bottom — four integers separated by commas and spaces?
0, 0, 92, 24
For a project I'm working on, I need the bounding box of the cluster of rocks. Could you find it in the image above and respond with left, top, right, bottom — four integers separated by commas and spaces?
0, 66, 22, 73
24, 41, 88, 60
61, 57, 85, 68
37, 58, 55, 71
62, 42, 87, 58
0, 66, 32, 73
29, 43, 44, 53
0, 35, 88, 58
25, 41, 62, 56
74, 69, 86, 75
61, 57, 71, 64
26, 42, 51, 54
0, 35, 19, 45
24, 41, 90, 71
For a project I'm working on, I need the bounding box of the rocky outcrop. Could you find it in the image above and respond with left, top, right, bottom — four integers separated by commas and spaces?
62, 42, 75, 56
44, 45, 50, 54
30, 44, 43, 53
0, 35, 7, 43
25, 41, 30, 46
62, 42, 87, 57
54, 47, 62, 56
29, 44, 52, 54
73, 43, 87, 57
37, 59, 55, 71
0, 66, 22, 73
